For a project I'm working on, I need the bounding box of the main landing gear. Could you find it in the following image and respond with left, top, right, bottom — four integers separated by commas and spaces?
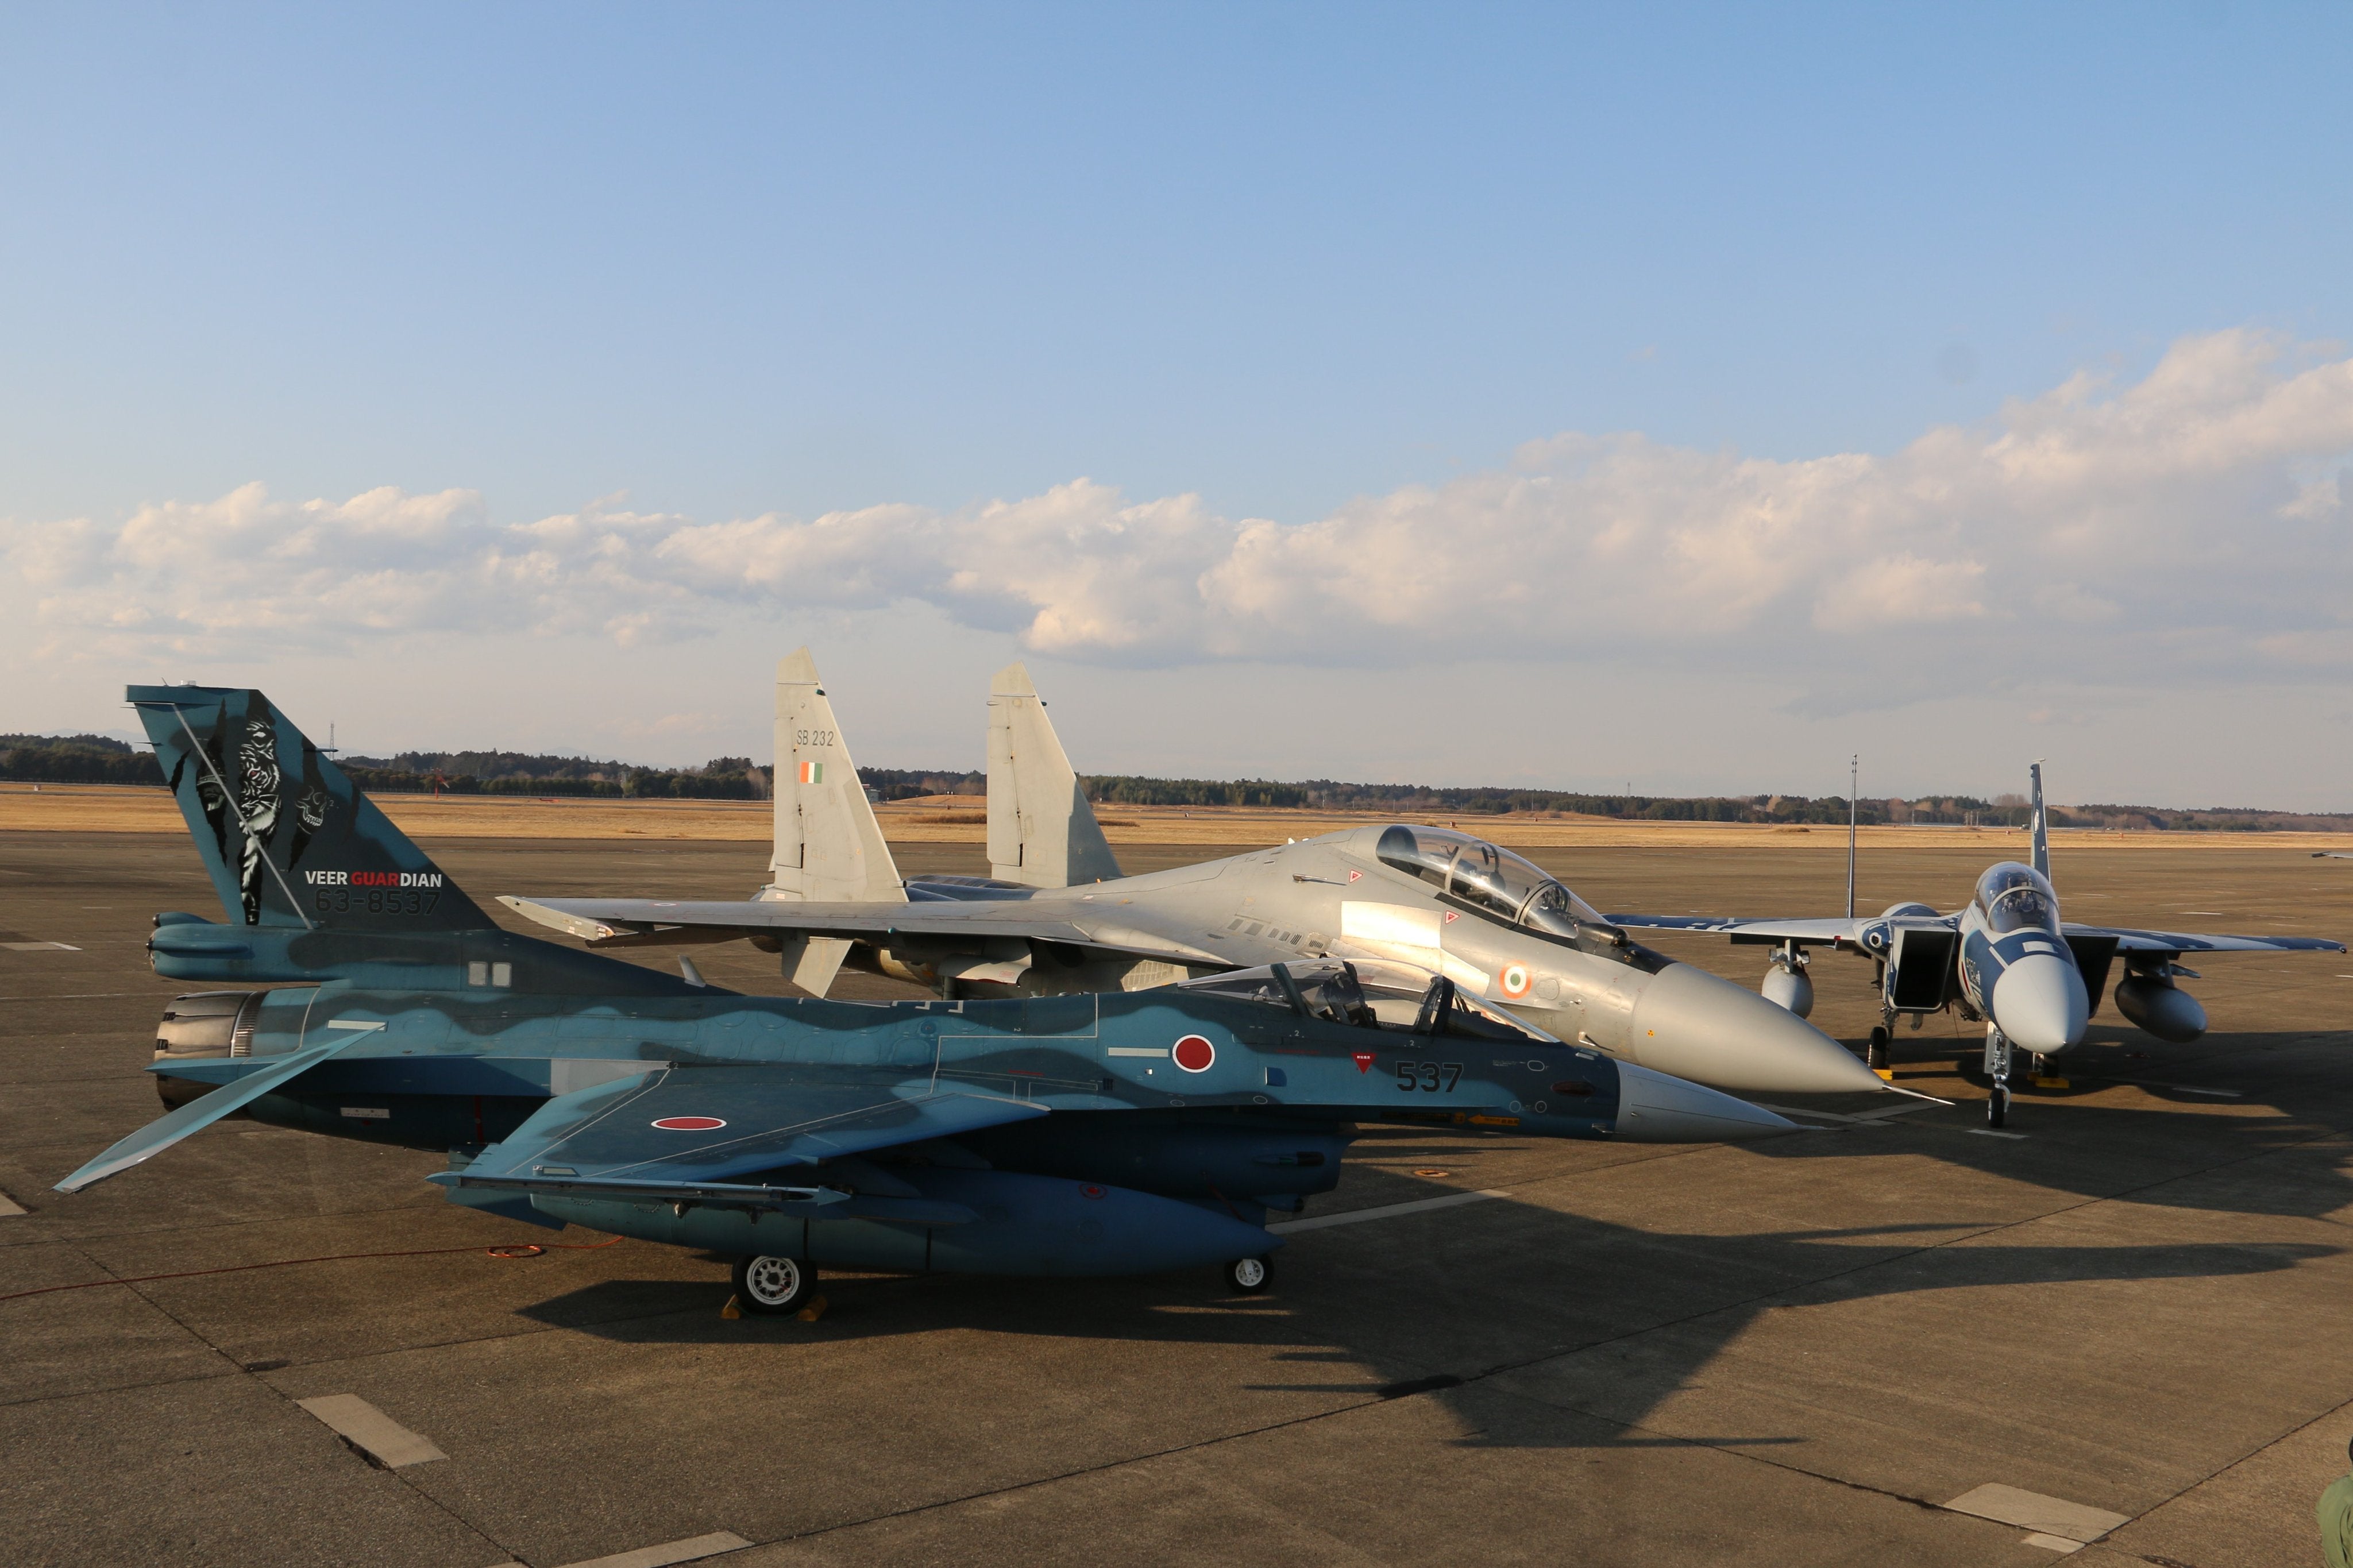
1226, 1255, 1274, 1295
1982, 1025, 2013, 1128
732, 1254, 817, 1315
1867, 1023, 1892, 1071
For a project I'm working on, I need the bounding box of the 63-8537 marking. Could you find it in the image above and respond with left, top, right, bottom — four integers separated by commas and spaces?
1395, 1061, 1464, 1092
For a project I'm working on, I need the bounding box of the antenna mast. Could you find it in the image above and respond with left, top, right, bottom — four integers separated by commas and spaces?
1846, 754, 1858, 921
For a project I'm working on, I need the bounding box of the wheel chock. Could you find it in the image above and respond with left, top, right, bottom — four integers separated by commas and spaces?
797, 1294, 828, 1323
1873, 1068, 1895, 1081
2032, 1076, 2069, 1089
720, 1295, 743, 1320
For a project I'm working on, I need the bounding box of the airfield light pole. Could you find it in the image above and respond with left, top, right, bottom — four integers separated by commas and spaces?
1846, 754, 1858, 921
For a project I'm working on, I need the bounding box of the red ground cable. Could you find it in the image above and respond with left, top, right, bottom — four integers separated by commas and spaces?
0, 1235, 623, 1304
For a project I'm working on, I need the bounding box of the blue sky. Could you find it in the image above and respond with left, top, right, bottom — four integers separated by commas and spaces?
5, 4, 2351, 806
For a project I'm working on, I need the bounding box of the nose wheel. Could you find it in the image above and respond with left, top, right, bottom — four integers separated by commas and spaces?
1226, 1255, 1273, 1295
1866, 1025, 1891, 1071
1982, 1025, 2013, 1127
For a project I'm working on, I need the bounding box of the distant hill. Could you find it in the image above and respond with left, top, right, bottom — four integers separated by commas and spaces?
4, 733, 2346, 829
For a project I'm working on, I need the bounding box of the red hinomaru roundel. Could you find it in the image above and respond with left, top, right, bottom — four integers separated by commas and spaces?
650, 1115, 727, 1131
1171, 1034, 1216, 1073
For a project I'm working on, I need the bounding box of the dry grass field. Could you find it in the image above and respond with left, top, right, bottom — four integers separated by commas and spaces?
9, 782, 2352, 855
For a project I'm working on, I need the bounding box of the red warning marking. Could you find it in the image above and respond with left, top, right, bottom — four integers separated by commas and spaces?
1172, 1034, 1216, 1073
1347, 869, 1361, 882
650, 1116, 726, 1131
1442, 911, 1459, 923
1351, 1052, 1376, 1073
1080, 1184, 1106, 1200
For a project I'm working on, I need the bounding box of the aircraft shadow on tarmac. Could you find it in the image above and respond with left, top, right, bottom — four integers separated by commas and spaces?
506, 1121, 2336, 1452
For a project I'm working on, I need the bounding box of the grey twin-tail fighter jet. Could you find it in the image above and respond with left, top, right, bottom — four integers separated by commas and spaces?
56, 684, 1793, 1313
1607, 765, 2345, 1127
507, 654, 1890, 1098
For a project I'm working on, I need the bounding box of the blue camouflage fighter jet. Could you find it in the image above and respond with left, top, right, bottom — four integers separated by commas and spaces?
56, 685, 1793, 1312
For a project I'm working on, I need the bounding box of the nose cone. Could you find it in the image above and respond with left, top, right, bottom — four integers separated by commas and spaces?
1991, 952, 2089, 1053
1627, 961, 1889, 1095
1611, 1062, 1798, 1142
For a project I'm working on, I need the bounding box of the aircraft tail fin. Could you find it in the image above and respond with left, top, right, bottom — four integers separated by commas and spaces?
986, 663, 1122, 888
2028, 761, 2051, 880
128, 685, 495, 932
765, 648, 906, 905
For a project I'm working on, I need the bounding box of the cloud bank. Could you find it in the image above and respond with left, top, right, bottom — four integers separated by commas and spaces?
9, 330, 2351, 694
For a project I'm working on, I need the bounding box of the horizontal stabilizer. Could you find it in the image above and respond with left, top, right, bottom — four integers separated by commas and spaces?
55, 1026, 377, 1193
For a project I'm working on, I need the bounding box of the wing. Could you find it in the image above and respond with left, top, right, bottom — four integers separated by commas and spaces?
1605, 913, 1867, 946
434, 1063, 1050, 1223
500, 893, 1235, 968
2061, 924, 2346, 956
465, 1063, 1048, 1184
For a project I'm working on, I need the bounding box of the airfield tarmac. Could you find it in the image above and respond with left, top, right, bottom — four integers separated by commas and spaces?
5, 826, 2353, 1566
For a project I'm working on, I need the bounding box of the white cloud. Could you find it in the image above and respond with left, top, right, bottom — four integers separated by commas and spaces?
7, 329, 2352, 687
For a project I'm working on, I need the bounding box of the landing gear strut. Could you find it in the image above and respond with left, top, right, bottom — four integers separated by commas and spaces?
1982, 1026, 2013, 1127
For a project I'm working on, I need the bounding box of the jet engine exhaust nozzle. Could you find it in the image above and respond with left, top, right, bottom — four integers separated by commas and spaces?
1627, 961, 1888, 1095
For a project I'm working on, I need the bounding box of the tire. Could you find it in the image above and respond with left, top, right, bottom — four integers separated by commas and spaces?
1866, 1026, 1890, 1069
1226, 1255, 1272, 1295
731, 1253, 815, 1315
1987, 1086, 2009, 1129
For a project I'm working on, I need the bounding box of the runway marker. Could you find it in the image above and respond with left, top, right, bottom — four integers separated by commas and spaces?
1268, 1189, 1510, 1234
295, 1395, 447, 1469
1942, 1484, 2127, 1544
549, 1532, 752, 1568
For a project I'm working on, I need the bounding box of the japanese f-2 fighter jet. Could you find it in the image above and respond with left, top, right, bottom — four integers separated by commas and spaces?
504, 653, 1890, 1098
55, 685, 1793, 1315
1607, 765, 2344, 1127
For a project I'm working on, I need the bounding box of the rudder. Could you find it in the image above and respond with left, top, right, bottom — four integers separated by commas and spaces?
763, 648, 905, 905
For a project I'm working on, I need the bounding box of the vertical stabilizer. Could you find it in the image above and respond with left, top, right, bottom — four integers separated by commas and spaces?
986, 664, 1122, 888
765, 648, 905, 906
128, 685, 492, 931
2028, 761, 2051, 881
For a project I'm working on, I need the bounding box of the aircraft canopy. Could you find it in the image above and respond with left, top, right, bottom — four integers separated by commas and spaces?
1974, 862, 2060, 934
1374, 825, 1605, 938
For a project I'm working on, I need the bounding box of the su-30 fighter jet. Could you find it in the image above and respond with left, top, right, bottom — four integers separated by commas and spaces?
56, 685, 1795, 1315
1607, 766, 2344, 1127
504, 652, 1891, 1098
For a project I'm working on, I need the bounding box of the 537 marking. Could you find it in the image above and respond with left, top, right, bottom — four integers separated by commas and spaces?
1395, 1060, 1463, 1093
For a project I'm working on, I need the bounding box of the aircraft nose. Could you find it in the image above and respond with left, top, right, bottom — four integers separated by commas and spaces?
1990, 951, 2089, 1053
1627, 961, 1888, 1095
1611, 1062, 1797, 1142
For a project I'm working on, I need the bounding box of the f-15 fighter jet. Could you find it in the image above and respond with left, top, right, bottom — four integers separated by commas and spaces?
507, 655, 1890, 1098
56, 685, 1793, 1314
1607, 765, 2344, 1127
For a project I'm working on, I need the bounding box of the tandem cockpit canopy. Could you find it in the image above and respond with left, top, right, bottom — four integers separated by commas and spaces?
1374, 824, 1606, 939
1177, 959, 1561, 1044
1973, 862, 2061, 935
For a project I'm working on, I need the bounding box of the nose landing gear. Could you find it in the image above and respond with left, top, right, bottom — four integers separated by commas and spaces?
1982, 1025, 2013, 1127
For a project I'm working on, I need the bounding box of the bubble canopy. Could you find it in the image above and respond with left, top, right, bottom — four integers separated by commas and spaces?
1372, 824, 1606, 938
1973, 862, 2061, 935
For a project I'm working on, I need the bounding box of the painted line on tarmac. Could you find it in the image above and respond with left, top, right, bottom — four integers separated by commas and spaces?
1969, 1128, 2028, 1140
1268, 1189, 1510, 1234
294, 1394, 448, 1469
550, 1532, 751, 1568
1, 943, 82, 952
0, 1189, 25, 1217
